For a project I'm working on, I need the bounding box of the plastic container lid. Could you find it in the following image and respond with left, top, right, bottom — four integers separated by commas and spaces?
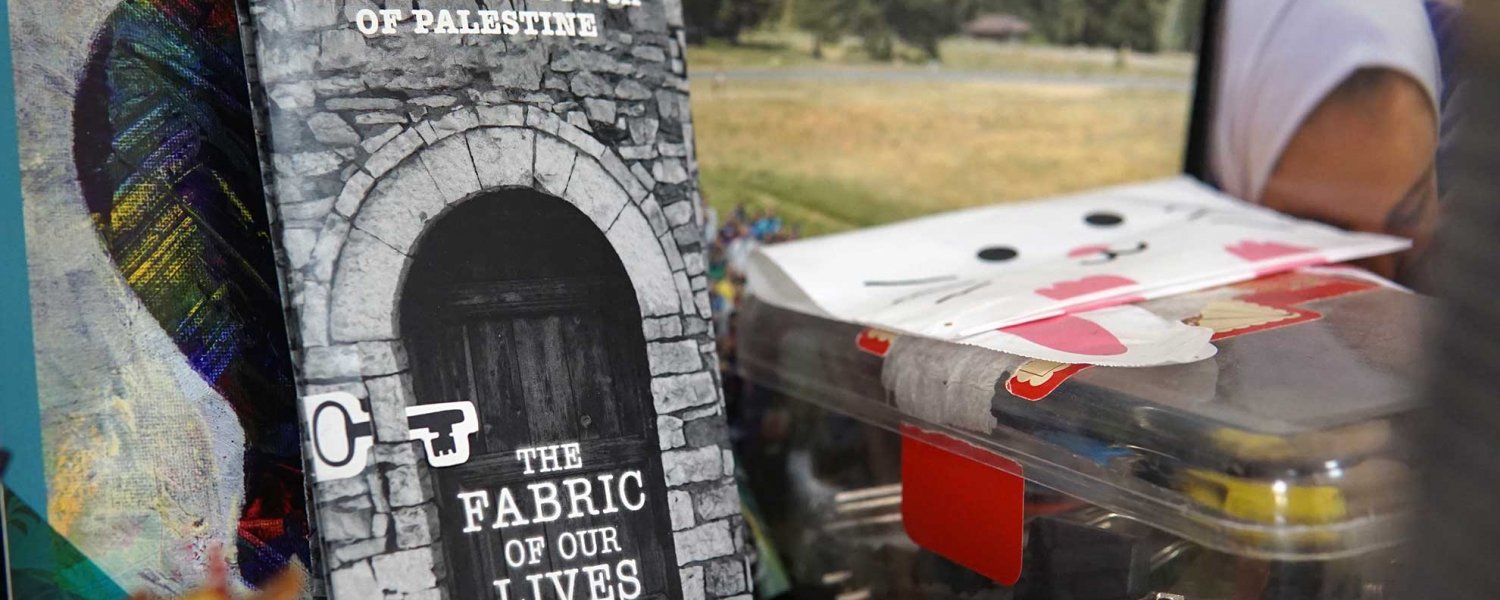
738, 271, 1422, 561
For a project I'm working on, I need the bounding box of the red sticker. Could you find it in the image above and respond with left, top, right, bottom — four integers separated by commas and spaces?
901, 425, 1025, 585
1189, 273, 1377, 340
1233, 274, 1376, 307
856, 328, 895, 357
1005, 360, 1093, 401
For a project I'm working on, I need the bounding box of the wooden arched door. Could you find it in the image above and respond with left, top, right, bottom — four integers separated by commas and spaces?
402, 190, 681, 600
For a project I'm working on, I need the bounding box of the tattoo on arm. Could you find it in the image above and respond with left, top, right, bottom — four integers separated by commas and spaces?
1383, 160, 1439, 286
1385, 160, 1438, 236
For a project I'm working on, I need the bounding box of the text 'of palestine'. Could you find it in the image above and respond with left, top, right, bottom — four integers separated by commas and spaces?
352, 4, 646, 39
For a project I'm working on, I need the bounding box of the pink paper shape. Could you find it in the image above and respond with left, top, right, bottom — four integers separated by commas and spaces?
999, 314, 1127, 356
1225, 240, 1316, 262
1067, 244, 1110, 258
1036, 275, 1137, 300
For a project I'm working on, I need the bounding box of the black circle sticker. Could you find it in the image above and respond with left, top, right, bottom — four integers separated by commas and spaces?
1085, 211, 1124, 226
977, 246, 1019, 262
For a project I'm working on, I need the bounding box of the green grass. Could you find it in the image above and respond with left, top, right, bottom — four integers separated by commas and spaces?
700, 165, 927, 237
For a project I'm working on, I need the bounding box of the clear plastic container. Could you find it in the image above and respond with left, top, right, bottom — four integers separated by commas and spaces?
735, 271, 1422, 599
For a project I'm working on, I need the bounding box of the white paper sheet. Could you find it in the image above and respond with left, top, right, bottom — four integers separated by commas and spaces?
747, 176, 1410, 366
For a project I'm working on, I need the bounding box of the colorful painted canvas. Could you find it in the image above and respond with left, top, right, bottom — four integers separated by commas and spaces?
1, 1, 308, 596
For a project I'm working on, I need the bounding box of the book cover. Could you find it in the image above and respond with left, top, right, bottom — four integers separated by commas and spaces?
238, 2, 748, 599
0, 1, 310, 597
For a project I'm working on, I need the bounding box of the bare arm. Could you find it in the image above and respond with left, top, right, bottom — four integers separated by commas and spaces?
1259, 68, 1440, 283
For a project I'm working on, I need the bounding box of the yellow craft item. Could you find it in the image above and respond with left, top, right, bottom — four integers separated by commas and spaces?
1182, 469, 1347, 525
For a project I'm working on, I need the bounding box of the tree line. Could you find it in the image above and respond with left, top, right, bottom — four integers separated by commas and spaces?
684, 0, 1206, 60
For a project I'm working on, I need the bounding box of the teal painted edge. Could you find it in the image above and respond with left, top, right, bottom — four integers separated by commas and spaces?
0, 0, 46, 514
5, 488, 127, 599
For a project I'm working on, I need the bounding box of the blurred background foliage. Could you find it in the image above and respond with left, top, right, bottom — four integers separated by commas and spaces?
684, 0, 1206, 60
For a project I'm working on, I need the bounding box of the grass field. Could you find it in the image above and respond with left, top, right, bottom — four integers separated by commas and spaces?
690, 77, 1194, 236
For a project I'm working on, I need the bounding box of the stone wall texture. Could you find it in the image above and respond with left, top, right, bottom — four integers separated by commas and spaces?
239, 1, 749, 598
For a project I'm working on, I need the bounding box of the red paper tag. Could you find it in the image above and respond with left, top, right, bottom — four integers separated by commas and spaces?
855, 328, 895, 357
1005, 360, 1093, 401
901, 425, 1025, 585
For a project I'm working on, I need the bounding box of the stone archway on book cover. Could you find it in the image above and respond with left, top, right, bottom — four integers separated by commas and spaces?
300, 108, 735, 598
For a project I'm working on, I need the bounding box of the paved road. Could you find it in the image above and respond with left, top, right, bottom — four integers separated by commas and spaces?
691, 67, 1195, 92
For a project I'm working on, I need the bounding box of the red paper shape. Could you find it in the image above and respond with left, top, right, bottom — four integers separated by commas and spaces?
1005, 361, 1093, 401
855, 328, 895, 357
901, 425, 1026, 585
